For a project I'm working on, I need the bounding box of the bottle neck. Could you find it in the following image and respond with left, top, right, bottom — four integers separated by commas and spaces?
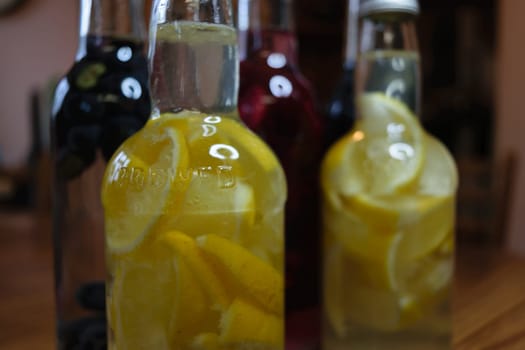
76, 0, 146, 59
238, 0, 297, 64
343, 0, 360, 68
356, 13, 421, 115
148, 0, 238, 116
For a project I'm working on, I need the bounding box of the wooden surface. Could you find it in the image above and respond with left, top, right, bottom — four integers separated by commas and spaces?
1, 211, 525, 349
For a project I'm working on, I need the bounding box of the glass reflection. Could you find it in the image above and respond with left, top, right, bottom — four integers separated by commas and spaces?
117, 46, 133, 62
269, 75, 293, 97
209, 144, 240, 160
267, 53, 287, 69
389, 142, 414, 160
386, 78, 406, 100
121, 77, 142, 99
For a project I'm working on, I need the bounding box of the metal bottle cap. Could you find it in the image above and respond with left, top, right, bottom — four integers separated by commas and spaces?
359, 0, 419, 17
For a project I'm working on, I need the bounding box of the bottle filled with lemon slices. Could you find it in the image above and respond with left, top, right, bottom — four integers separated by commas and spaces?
321, 1, 457, 349
101, 1, 286, 349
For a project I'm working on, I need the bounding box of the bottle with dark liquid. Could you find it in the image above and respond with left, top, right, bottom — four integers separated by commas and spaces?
325, 0, 359, 148
50, 0, 150, 348
237, 0, 324, 348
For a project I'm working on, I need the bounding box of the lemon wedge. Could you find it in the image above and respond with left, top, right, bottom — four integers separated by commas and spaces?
192, 333, 220, 350
323, 245, 347, 338
110, 254, 173, 349
322, 93, 424, 198
197, 234, 283, 316
169, 250, 212, 345
219, 299, 283, 348
161, 231, 231, 310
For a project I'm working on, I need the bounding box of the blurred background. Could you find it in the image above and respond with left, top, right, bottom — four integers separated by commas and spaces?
1, 0, 522, 251
0, 0, 524, 348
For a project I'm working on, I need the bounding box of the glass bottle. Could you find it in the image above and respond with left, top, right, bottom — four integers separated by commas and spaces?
321, 0, 457, 349
237, 1, 324, 348
325, 0, 359, 148
50, 0, 150, 348
101, 0, 286, 349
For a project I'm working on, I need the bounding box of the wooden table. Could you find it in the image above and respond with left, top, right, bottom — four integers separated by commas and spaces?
1, 211, 524, 349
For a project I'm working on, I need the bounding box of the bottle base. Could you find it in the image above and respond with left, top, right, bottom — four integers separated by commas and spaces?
323, 330, 451, 350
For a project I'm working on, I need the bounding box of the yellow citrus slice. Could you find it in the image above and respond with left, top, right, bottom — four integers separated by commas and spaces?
324, 202, 396, 262
219, 117, 281, 173
321, 133, 356, 210
323, 245, 347, 338
197, 234, 283, 316
323, 242, 451, 334
157, 110, 280, 173
160, 231, 231, 310
343, 248, 453, 332
219, 299, 283, 348
330, 132, 457, 284
344, 283, 410, 332
169, 250, 212, 346
110, 255, 173, 349
333, 193, 454, 289
192, 333, 219, 350
172, 175, 256, 241
110, 233, 220, 349
327, 93, 425, 196
416, 133, 458, 195
102, 126, 189, 254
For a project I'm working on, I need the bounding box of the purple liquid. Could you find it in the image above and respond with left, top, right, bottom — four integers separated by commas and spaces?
239, 29, 324, 349
52, 35, 151, 180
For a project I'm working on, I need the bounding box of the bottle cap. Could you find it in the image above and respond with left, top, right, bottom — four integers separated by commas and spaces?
359, 0, 419, 17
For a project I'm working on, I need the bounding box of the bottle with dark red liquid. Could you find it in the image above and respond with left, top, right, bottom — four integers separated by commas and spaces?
237, 0, 324, 348
50, 0, 150, 348
325, 0, 359, 148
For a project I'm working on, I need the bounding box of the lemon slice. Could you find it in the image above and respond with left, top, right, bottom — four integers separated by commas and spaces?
342, 246, 453, 332
172, 176, 256, 241
192, 333, 220, 350
169, 250, 212, 346
323, 245, 347, 337
334, 193, 453, 287
110, 256, 173, 349
417, 134, 458, 195
344, 283, 409, 332
322, 244, 440, 333
161, 110, 280, 173
219, 299, 283, 348
197, 234, 283, 316
219, 117, 281, 173
330, 132, 457, 280
329, 93, 425, 196
321, 133, 356, 210
161, 231, 231, 310
102, 127, 189, 254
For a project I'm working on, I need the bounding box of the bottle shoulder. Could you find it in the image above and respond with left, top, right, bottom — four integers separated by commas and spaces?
105, 111, 287, 206
322, 126, 457, 200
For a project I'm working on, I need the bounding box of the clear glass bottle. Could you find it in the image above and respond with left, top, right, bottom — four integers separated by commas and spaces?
321, 0, 457, 349
101, 0, 286, 349
325, 0, 359, 148
50, 0, 150, 348
237, 1, 324, 348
